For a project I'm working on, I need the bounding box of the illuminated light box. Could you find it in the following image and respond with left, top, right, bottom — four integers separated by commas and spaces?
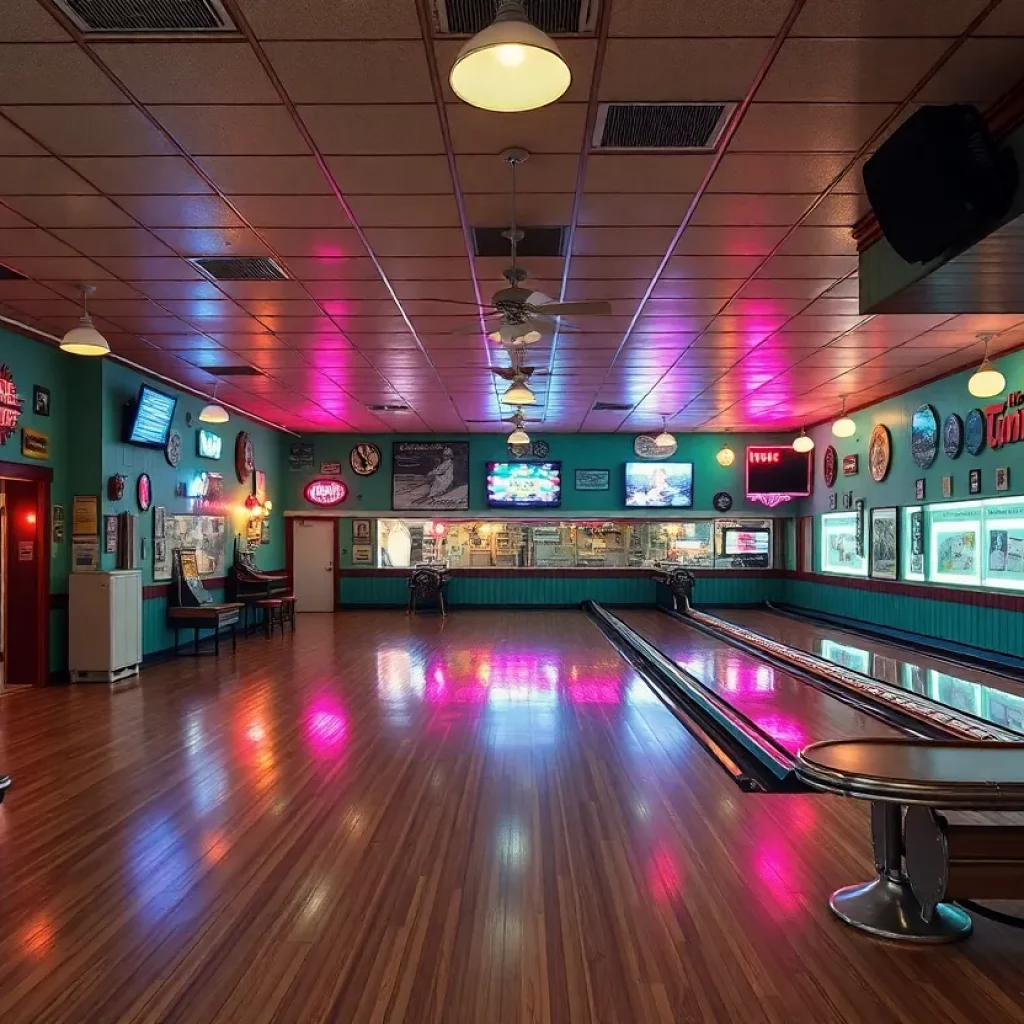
928, 501, 982, 588
196, 428, 222, 460
746, 445, 811, 507
486, 461, 561, 508
820, 510, 867, 577
304, 478, 348, 507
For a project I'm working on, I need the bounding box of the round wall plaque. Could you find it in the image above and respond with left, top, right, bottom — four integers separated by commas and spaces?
942, 413, 963, 459
137, 473, 152, 512
823, 445, 838, 488
965, 408, 986, 456
713, 491, 733, 512
235, 431, 254, 484
868, 425, 892, 482
532, 439, 550, 458
350, 442, 381, 476
633, 434, 676, 459
165, 430, 181, 467
911, 404, 939, 469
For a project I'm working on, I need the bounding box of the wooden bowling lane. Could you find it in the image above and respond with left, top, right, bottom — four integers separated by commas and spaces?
615, 609, 903, 753
1, 610, 1024, 1023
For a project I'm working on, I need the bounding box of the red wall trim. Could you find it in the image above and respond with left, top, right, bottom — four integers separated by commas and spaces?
342, 568, 781, 580
784, 570, 1024, 614
0, 459, 54, 483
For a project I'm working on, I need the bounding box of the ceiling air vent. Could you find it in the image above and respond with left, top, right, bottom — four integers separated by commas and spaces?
189, 257, 288, 282
592, 401, 633, 412
368, 404, 411, 413
435, 0, 598, 34
594, 103, 733, 151
473, 227, 565, 258
0, 262, 28, 281
204, 365, 265, 377
54, 0, 235, 33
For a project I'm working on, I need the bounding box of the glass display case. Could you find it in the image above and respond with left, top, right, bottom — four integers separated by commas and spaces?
373, 517, 774, 570
819, 510, 867, 577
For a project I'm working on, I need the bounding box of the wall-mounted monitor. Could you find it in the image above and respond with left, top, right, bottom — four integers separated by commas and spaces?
486, 461, 562, 508
746, 446, 811, 503
624, 462, 693, 508
124, 384, 177, 448
197, 428, 223, 460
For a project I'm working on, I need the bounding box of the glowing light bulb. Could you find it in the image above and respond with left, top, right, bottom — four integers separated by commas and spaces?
495, 43, 526, 66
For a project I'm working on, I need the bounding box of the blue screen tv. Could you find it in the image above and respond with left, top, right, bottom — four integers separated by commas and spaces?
125, 384, 177, 448
486, 462, 562, 508
624, 462, 694, 507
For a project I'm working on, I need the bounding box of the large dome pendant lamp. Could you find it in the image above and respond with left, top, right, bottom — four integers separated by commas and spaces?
968, 334, 1005, 399
60, 284, 110, 357
792, 428, 815, 453
832, 396, 856, 439
449, 0, 571, 113
653, 415, 675, 449
199, 382, 230, 424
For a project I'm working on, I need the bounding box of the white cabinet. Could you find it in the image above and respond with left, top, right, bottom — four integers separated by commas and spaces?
69, 570, 143, 683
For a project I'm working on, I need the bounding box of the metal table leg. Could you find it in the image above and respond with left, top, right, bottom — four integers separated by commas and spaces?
828, 801, 972, 943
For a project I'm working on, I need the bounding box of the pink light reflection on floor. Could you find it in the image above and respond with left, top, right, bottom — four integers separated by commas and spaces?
305, 698, 348, 758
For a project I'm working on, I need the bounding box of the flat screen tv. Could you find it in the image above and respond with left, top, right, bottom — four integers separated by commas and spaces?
125, 384, 177, 447
486, 461, 562, 508
624, 462, 694, 507
746, 445, 812, 498
723, 528, 770, 556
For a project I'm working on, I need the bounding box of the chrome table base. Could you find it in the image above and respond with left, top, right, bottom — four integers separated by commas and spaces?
830, 876, 973, 943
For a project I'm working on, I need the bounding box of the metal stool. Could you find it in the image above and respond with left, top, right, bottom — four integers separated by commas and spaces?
254, 598, 284, 638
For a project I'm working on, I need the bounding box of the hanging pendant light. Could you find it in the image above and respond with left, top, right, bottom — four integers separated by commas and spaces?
506, 408, 530, 445
501, 376, 536, 405
449, 0, 571, 113
200, 382, 230, 424
653, 415, 675, 449
968, 334, 1006, 399
831, 396, 856, 439
792, 428, 815, 453
716, 443, 735, 467
60, 284, 110, 356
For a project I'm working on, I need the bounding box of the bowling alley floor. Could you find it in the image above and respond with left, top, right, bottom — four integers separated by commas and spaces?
1, 610, 1023, 1024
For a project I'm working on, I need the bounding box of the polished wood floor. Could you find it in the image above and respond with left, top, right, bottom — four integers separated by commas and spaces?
1, 610, 1024, 1023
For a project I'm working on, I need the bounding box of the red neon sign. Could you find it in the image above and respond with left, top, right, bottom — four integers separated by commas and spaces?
0, 364, 23, 446
304, 478, 348, 507
745, 445, 812, 506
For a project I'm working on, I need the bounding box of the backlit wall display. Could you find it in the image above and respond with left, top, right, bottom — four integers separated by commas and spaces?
928, 502, 981, 587
624, 462, 693, 507
485, 462, 562, 508
746, 446, 811, 507
820, 510, 867, 576
902, 505, 925, 582
981, 497, 1024, 590
196, 429, 222, 460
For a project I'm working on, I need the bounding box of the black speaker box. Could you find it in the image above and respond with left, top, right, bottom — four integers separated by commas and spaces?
862, 104, 1018, 264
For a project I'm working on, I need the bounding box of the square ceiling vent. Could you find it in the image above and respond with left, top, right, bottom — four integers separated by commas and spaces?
189, 256, 288, 282
53, 0, 236, 33
473, 227, 566, 258
204, 365, 265, 377
592, 401, 632, 412
594, 103, 733, 151
434, 0, 598, 34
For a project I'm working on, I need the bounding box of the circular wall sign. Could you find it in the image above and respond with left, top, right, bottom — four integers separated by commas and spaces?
137, 473, 152, 512
868, 424, 892, 482
165, 430, 182, 467
532, 439, 550, 458
823, 445, 838, 488
713, 491, 733, 512
349, 442, 381, 476
507, 442, 530, 458
633, 434, 676, 459
235, 431, 254, 484
304, 478, 348, 507
910, 404, 939, 469
942, 413, 963, 459
965, 408, 986, 456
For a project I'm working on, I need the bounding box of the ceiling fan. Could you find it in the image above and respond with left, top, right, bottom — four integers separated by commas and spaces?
446, 149, 612, 346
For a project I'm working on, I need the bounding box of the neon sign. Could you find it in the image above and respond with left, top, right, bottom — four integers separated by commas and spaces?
0, 364, 23, 446
746, 445, 812, 506
987, 391, 1024, 449
304, 478, 348, 507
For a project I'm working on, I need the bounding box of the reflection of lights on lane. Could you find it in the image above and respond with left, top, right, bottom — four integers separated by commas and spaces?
753, 840, 800, 915
647, 843, 683, 904
246, 723, 266, 743
626, 677, 659, 705
305, 699, 348, 758
202, 830, 229, 867
498, 821, 528, 870
128, 815, 190, 920
749, 713, 808, 752
20, 913, 56, 959
567, 682, 621, 705
376, 649, 425, 702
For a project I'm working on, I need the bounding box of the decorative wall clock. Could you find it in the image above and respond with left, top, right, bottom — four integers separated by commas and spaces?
634, 434, 675, 459
137, 473, 152, 512
965, 408, 986, 456
942, 413, 963, 459
910, 404, 939, 468
868, 424, 891, 482
823, 445, 838, 488
165, 430, 182, 467
350, 442, 381, 476
235, 430, 254, 484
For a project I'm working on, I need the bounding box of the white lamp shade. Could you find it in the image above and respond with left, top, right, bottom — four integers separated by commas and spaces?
716, 445, 735, 467
968, 361, 1005, 399
502, 380, 536, 405
653, 429, 675, 449
832, 416, 856, 438
792, 432, 815, 453
508, 426, 530, 445
489, 323, 543, 346
199, 402, 230, 424
60, 315, 110, 356
449, 13, 571, 112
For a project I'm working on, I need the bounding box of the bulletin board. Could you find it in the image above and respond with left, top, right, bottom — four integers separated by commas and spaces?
153, 514, 227, 582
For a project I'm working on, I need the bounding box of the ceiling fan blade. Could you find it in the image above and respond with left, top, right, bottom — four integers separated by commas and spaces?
420, 298, 495, 308
531, 300, 612, 317
526, 291, 553, 307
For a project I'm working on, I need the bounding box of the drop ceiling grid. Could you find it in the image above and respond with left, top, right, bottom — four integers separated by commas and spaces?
0, 1, 1015, 431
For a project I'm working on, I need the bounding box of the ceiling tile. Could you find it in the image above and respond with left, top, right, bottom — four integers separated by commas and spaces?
610, 0, 791, 36
91, 256, 202, 280
1, 255, 113, 280
573, 226, 676, 256
458, 154, 578, 194
229, 195, 349, 228
129, 280, 227, 301
585, 155, 711, 194
792, 0, 989, 35
0, 44, 126, 102
0, 157, 97, 194
325, 155, 452, 194
196, 155, 329, 195
112, 195, 245, 228
446, 103, 587, 155
0, 115, 48, 155
710, 153, 853, 193
48, 227, 175, 257
346, 195, 461, 228
776, 226, 857, 256
69, 156, 212, 195
0, 0, 70, 41
732, 103, 897, 153
1, 195, 132, 228
256, 227, 361, 257
299, 105, 443, 155
235, 0, 421, 38
151, 226, 272, 257
917, 40, 1024, 104
149, 105, 309, 155
1, 105, 177, 157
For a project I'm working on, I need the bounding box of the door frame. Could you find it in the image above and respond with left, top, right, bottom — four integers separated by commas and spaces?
0, 459, 52, 687
285, 515, 340, 611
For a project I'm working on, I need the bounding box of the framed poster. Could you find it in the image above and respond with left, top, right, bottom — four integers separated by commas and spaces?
104, 514, 118, 554
575, 468, 610, 491
915, 478, 925, 501
255, 469, 267, 502
72, 495, 99, 536
52, 505, 65, 544
997, 467, 1010, 492
260, 519, 270, 545
965, 408, 986, 456
942, 413, 963, 459
352, 518, 371, 542
154, 505, 166, 539
288, 441, 314, 470
870, 507, 898, 580
352, 544, 373, 564
33, 385, 50, 416
969, 468, 981, 495
392, 441, 469, 511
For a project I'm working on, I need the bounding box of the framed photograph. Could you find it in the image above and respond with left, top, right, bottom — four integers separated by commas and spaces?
942, 475, 953, 499
575, 468, 610, 491
154, 538, 166, 563
153, 505, 166, 539
968, 468, 981, 495
915, 478, 925, 501
392, 441, 469, 511
870, 507, 898, 580
352, 518, 371, 542
255, 469, 267, 502
855, 498, 865, 557
260, 519, 270, 545
33, 385, 50, 417
996, 466, 1010, 492
828, 492, 837, 510
352, 544, 373, 564
104, 514, 118, 554
841, 491, 852, 510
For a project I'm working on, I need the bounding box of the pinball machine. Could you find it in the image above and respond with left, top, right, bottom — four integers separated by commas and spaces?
167, 547, 243, 655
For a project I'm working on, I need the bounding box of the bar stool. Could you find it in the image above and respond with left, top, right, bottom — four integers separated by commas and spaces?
280, 595, 297, 633
254, 597, 284, 638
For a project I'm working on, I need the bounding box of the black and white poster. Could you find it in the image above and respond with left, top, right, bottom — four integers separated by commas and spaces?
392, 442, 469, 511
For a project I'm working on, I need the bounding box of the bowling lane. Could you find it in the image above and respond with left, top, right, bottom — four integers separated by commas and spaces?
615, 609, 902, 755
716, 607, 1024, 737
